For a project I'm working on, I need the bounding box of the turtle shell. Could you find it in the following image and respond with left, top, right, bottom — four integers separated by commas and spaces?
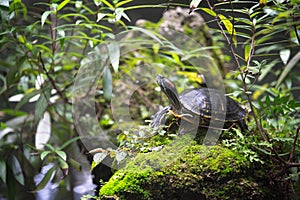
179, 88, 246, 123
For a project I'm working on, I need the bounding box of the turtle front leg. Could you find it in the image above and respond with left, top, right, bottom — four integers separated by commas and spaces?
150, 106, 171, 128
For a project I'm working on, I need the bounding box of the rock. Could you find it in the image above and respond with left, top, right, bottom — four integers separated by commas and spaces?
99, 136, 287, 199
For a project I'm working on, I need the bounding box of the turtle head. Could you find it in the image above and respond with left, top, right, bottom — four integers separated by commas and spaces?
156, 75, 181, 111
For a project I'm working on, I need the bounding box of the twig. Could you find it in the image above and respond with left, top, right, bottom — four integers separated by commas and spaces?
292, 13, 300, 45
38, 52, 69, 105
288, 124, 300, 163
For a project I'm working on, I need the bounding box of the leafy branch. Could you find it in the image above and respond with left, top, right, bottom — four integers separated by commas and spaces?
197, 0, 300, 169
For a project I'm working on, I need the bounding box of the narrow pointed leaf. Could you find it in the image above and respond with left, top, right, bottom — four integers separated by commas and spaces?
276, 51, 300, 88
33, 165, 56, 192
218, 14, 237, 46
200, 8, 216, 17
59, 136, 80, 150
57, 0, 71, 11
41, 11, 51, 27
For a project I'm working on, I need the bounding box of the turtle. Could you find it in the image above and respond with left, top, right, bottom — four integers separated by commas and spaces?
151, 74, 248, 133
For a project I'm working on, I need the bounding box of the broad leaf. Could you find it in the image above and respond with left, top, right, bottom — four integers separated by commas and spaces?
0, 159, 6, 183
40, 151, 51, 160
15, 89, 41, 111
102, 67, 113, 101
10, 156, 24, 185
55, 150, 67, 161
93, 152, 108, 164
34, 88, 51, 124
35, 111, 51, 150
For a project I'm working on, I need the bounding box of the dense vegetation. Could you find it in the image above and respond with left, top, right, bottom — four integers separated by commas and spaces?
0, 0, 299, 199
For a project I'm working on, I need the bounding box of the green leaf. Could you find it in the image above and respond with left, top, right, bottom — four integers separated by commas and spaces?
91, 152, 108, 170
34, 88, 51, 124
128, 26, 163, 45
57, 0, 71, 12
43, 143, 55, 151
279, 49, 290, 65
218, 14, 237, 46
101, 0, 114, 9
69, 158, 82, 171
116, 0, 132, 7
7, 165, 15, 200
35, 111, 51, 150
190, 0, 203, 13
55, 150, 67, 161
93, 152, 108, 164
97, 13, 107, 22
57, 157, 69, 171
17, 35, 26, 44
94, 0, 102, 6
102, 67, 113, 101
115, 7, 124, 22
33, 165, 56, 192
265, 95, 271, 107
10, 156, 24, 185
0, 74, 7, 95
200, 8, 216, 17
16, 89, 40, 111
259, 0, 267, 7
59, 136, 80, 150
276, 51, 300, 88
0, 159, 6, 183
116, 151, 127, 164
41, 11, 51, 27
108, 41, 120, 73
40, 151, 51, 160
244, 44, 251, 61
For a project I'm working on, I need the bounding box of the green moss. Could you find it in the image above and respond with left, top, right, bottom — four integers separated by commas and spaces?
99, 135, 286, 199
100, 168, 152, 199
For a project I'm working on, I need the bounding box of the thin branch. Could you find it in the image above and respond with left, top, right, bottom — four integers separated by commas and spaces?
38, 52, 69, 105
288, 124, 300, 163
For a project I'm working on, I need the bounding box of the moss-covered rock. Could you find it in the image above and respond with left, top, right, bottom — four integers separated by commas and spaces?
99, 136, 287, 200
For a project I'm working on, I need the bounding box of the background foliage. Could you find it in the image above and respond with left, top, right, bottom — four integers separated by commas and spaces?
0, 0, 299, 199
